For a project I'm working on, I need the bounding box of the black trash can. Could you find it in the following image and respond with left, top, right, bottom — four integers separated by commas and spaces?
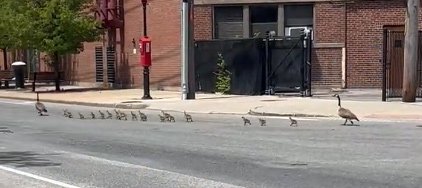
12, 61, 26, 89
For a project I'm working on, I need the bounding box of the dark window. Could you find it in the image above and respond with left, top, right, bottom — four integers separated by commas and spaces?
214, 6, 243, 39
284, 5, 313, 27
284, 5, 313, 37
250, 5, 278, 38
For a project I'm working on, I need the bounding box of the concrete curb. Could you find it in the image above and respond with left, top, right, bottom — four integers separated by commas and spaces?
248, 109, 336, 118
0, 96, 149, 109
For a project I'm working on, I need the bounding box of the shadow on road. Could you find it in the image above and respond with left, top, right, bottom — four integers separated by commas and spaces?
0, 151, 61, 168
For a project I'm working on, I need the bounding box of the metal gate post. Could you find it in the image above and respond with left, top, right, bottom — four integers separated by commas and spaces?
305, 29, 313, 97
382, 29, 388, 102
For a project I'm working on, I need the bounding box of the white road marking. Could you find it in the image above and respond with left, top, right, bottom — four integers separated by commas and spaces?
0, 165, 81, 188
0, 100, 34, 106
59, 150, 245, 188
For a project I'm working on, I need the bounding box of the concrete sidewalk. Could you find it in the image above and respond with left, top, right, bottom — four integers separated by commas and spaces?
0, 86, 421, 122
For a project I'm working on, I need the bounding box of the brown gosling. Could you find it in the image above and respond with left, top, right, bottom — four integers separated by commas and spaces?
63, 109, 69, 117
98, 110, 105, 119
333, 94, 360, 126
168, 115, 176, 122
106, 110, 113, 119
35, 92, 47, 116
184, 111, 193, 122
78, 112, 85, 119
119, 111, 128, 121
114, 109, 121, 120
138, 111, 147, 121
131, 111, 138, 121
161, 110, 171, 120
241, 116, 251, 126
90, 112, 96, 119
158, 114, 166, 122
258, 118, 266, 126
289, 116, 298, 127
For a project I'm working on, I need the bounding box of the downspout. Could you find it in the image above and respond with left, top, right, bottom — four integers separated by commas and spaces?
341, 2, 347, 89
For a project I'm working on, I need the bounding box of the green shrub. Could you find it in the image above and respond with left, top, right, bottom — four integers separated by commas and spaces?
214, 53, 231, 94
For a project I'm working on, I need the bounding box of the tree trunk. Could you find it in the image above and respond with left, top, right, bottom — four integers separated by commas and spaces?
53, 52, 61, 91
2, 48, 7, 70
402, 0, 419, 102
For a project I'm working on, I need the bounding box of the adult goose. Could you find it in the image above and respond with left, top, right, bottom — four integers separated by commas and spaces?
333, 94, 359, 126
35, 92, 48, 116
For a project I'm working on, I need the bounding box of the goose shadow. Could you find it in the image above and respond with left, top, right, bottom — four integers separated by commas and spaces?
0, 151, 61, 168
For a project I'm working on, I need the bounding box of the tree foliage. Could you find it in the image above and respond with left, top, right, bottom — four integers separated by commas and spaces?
0, 0, 102, 56
0, 0, 103, 90
30, 0, 103, 55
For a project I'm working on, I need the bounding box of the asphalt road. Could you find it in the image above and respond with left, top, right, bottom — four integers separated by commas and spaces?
0, 98, 421, 188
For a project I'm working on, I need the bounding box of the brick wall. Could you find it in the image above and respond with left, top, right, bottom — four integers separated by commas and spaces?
312, 2, 345, 88
194, 6, 213, 40
346, 0, 401, 88
312, 48, 342, 87
345, 0, 422, 88
314, 2, 345, 44
73, 0, 182, 89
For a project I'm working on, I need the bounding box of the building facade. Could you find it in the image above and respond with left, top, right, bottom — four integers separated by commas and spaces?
0, 0, 421, 90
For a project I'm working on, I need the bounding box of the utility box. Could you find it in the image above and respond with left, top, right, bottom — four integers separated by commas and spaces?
11, 61, 26, 89
140, 36, 152, 67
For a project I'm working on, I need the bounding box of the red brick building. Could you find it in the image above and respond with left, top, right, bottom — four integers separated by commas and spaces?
0, 0, 421, 90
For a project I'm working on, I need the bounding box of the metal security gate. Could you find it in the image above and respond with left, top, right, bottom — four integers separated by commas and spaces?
264, 34, 312, 96
382, 29, 422, 101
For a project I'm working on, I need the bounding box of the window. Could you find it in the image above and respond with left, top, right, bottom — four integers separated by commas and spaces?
284, 5, 313, 37
250, 5, 278, 38
214, 6, 243, 39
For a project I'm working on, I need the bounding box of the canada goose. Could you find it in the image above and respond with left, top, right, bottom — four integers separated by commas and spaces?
184, 111, 193, 122
138, 111, 147, 121
333, 94, 359, 126
63, 109, 69, 117
258, 118, 266, 126
289, 116, 298, 127
241, 116, 251, 126
131, 111, 138, 121
35, 92, 47, 116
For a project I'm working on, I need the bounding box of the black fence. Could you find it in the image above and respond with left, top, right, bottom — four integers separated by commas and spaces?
382, 29, 422, 101
194, 34, 312, 96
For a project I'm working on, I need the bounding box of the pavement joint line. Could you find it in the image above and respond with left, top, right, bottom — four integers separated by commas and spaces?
0, 165, 81, 188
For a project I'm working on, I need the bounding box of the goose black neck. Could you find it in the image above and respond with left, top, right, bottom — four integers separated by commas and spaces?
337, 95, 341, 107
36, 93, 39, 101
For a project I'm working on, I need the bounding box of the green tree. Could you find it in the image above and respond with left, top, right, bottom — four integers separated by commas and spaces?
0, 0, 29, 69
28, 0, 103, 91
0, 0, 101, 91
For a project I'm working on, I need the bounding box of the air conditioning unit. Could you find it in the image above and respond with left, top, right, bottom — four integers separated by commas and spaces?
285, 27, 313, 39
